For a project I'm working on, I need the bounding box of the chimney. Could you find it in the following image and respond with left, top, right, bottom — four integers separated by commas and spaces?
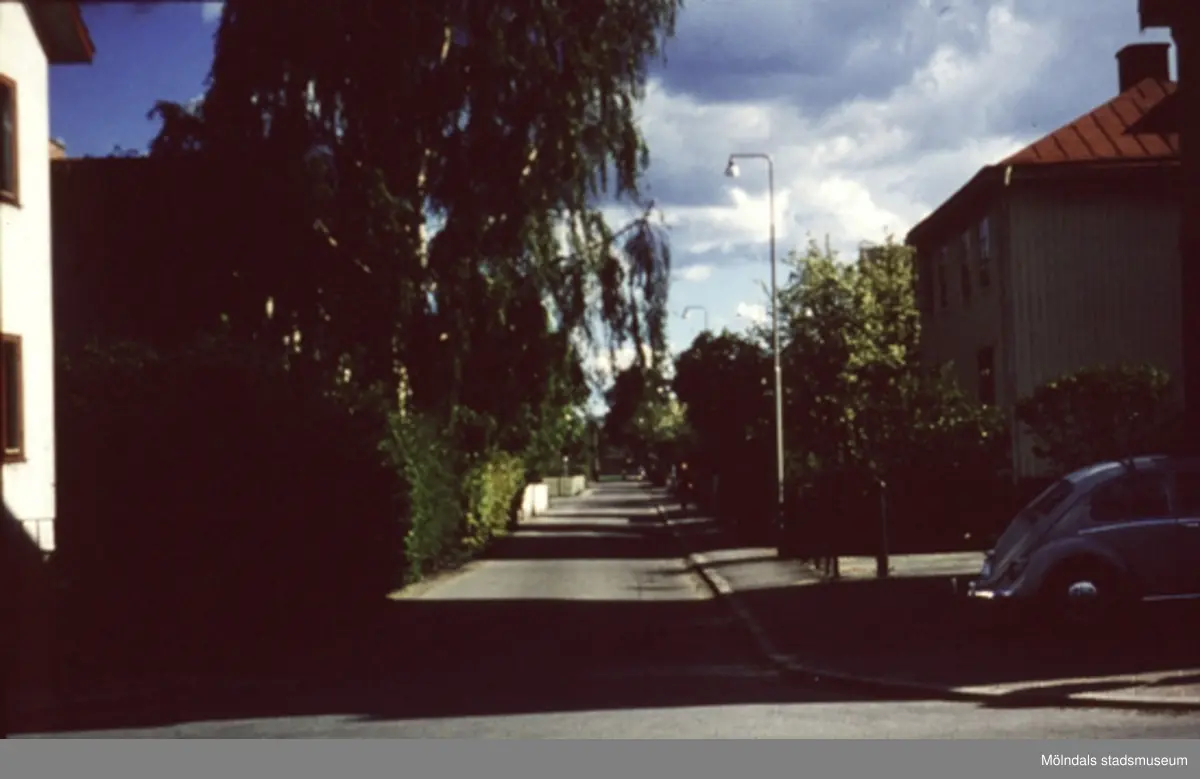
49, 138, 66, 160
1116, 42, 1171, 92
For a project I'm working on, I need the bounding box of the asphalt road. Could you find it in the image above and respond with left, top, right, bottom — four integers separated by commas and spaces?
16, 483, 1200, 738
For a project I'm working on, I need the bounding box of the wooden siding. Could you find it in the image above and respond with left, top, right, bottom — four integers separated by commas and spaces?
917, 203, 1009, 410
1007, 187, 1182, 476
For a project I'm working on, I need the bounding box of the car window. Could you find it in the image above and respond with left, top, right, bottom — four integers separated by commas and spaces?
1174, 470, 1200, 517
1025, 479, 1073, 518
1089, 471, 1170, 523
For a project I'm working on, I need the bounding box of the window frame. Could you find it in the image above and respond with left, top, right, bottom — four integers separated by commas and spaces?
0, 74, 18, 207
2, 333, 25, 463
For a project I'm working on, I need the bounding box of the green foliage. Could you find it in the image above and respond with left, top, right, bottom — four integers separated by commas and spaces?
674, 330, 772, 460
775, 235, 1006, 480
1016, 364, 1175, 473
671, 235, 1009, 546
65, 0, 692, 628
602, 363, 685, 464
147, 0, 682, 415
462, 451, 527, 553
778, 237, 917, 474
383, 411, 466, 582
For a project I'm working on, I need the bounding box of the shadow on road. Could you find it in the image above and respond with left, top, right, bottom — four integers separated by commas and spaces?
8, 486, 903, 735
13, 483, 1200, 736
733, 574, 1199, 685
13, 592, 913, 734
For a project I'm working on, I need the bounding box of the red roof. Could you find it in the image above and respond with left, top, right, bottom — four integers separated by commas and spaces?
1000, 77, 1178, 165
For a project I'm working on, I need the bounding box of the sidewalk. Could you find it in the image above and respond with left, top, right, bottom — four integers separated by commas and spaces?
651, 492, 1200, 711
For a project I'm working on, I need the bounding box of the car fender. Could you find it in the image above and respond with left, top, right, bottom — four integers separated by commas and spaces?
1024, 536, 1128, 595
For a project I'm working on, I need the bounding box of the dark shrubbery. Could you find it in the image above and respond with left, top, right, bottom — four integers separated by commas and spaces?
1017, 364, 1178, 472
54, 337, 404, 672
53, 334, 537, 678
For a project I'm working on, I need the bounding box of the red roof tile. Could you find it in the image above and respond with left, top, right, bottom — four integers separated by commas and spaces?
1000, 78, 1178, 165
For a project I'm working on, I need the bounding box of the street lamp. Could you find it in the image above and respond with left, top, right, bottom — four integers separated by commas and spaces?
681, 305, 709, 332
725, 152, 785, 538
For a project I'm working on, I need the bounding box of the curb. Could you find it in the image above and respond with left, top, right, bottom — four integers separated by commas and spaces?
650, 498, 1200, 714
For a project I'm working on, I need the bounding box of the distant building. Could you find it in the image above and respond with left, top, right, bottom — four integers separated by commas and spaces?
906, 43, 1181, 478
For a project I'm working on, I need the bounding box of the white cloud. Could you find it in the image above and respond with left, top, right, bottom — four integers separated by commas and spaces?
631, 0, 1175, 356
639, 0, 1180, 269
201, 2, 224, 24
735, 302, 767, 324
674, 264, 713, 283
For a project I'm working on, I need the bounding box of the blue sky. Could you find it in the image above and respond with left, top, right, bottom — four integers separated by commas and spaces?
48, 1, 1176, 383
50, 3, 217, 157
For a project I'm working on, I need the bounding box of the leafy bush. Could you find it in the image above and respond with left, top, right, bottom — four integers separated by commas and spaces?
383, 411, 527, 579
462, 451, 526, 553
1016, 364, 1175, 473
383, 411, 465, 582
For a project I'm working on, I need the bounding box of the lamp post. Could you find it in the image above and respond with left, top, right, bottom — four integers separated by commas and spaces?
681, 305, 709, 332
724, 153, 785, 537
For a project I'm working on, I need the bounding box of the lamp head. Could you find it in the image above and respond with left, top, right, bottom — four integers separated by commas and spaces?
724, 159, 739, 178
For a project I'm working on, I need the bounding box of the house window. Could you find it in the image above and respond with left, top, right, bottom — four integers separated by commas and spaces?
978, 217, 991, 288
0, 75, 17, 205
977, 346, 995, 406
960, 258, 972, 304
2, 334, 24, 462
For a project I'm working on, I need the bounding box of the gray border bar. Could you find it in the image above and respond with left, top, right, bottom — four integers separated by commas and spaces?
1, 740, 1198, 779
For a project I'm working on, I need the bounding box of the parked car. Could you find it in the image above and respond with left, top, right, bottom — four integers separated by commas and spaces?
967, 455, 1200, 626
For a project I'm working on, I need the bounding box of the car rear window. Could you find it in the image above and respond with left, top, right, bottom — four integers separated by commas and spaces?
1025, 479, 1074, 518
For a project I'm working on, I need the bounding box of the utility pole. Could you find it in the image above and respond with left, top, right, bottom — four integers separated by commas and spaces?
724, 153, 785, 542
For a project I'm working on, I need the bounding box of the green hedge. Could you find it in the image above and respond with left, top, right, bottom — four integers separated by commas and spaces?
463, 451, 526, 553
383, 412, 466, 582
384, 414, 529, 580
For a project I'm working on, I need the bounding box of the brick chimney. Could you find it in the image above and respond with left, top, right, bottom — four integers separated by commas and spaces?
1116, 42, 1171, 92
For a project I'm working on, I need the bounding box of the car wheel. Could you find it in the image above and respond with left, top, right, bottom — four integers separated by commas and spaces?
1039, 561, 1125, 632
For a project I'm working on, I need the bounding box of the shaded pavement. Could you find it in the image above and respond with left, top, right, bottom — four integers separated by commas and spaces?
11, 483, 1200, 737
659, 499, 1200, 707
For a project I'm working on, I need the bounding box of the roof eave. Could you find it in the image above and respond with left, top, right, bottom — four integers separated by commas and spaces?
905, 166, 1003, 249
24, 2, 95, 65
905, 157, 1180, 248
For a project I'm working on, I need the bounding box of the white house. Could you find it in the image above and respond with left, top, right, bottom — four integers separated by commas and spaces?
1, 1, 93, 554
